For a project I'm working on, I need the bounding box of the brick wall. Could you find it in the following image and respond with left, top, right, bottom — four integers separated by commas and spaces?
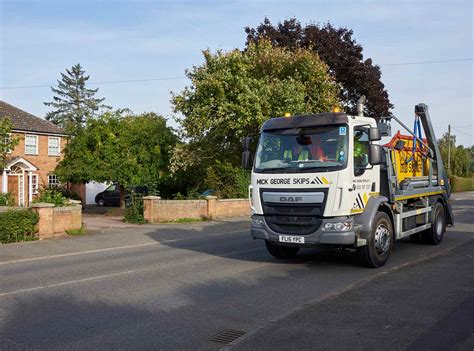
144, 197, 208, 222
213, 199, 251, 219
31, 203, 82, 239
143, 196, 250, 223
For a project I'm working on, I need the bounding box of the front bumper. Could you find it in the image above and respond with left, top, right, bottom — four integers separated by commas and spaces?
251, 215, 356, 246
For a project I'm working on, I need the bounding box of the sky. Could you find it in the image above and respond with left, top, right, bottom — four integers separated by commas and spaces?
1, 0, 473, 146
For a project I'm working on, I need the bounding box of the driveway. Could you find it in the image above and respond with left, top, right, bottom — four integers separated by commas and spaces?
0, 193, 472, 350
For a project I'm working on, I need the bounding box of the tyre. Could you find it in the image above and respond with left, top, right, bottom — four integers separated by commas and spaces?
97, 198, 105, 207
358, 212, 394, 268
421, 202, 445, 245
265, 241, 300, 259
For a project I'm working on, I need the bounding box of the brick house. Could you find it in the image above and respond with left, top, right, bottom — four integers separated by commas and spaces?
0, 101, 67, 206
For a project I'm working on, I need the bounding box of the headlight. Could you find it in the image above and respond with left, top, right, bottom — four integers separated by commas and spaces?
323, 221, 352, 231
252, 217, 265, 227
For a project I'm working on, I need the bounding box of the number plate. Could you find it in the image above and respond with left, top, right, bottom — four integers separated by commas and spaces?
279, 235, 305, 244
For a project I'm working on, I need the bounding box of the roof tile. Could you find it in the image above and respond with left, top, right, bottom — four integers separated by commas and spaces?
0, 100, 65, 135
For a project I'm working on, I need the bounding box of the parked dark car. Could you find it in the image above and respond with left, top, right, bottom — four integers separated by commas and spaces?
95, 184, 149, 206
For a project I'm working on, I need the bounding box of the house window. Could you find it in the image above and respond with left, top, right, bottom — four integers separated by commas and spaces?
31, 174, 39, 194
48, 174, 59, 186
25, 135, 38, 155
48, 137, 61, 156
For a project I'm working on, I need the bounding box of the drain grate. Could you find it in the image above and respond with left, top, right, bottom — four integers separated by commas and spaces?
210, 329, 246, 344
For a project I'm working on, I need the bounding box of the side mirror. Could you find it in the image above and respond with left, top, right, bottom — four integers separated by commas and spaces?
241, 150, 251, 169
242, 136, 252, 150
369, 144, 382, 165
369, 127, 381, 141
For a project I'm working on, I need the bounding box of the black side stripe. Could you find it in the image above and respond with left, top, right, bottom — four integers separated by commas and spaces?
357, 193, 365, 208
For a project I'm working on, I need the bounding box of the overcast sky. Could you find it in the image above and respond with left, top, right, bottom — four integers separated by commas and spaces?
1, 0, 473, 146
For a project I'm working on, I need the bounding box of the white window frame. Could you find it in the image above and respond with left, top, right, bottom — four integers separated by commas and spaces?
48, 136, 61, 156
25, 134, 38, 155
31, 174, 39, 194
48, 174, 59, 186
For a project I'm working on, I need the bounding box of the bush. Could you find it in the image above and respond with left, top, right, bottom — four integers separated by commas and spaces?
66, 226, 87, 236
205, 161, 250, 199
450, 176, 474, 192
0, 210, 39, 244
0, 192, 15, 206
123, 192, 146, 224
34, 187, 68, 207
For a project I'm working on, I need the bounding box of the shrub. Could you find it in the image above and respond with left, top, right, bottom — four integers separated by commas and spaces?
66, 226, 87, 236
0, 210, 39, 244
34, 187, 68, 207
450, 176, 474, 192
123, 192, 146, 224
0, 192, 15, 206
205, 161, 250, 199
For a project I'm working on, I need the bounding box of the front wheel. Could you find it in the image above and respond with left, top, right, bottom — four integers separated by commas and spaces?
265, 241, 300, 259
358, 212, 394, 268
97, 198, 105, 207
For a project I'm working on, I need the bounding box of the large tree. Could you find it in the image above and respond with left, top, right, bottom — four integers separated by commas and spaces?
44, 63, 110, 130
245, 18, 393, 118
0, 118, 20, 169
438, 132, 471, 177
171, 39, 340, 171
55, 111, 177, 207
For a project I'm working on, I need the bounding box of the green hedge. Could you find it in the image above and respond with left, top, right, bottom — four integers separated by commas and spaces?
450, 176, 474, 192
0, 210, 39, 244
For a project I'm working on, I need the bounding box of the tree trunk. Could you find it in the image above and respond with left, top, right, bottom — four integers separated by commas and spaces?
119, 184, 126, 209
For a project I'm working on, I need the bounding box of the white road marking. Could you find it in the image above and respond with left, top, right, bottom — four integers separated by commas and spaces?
0, 229, 248, 266
0, 247, 261, 297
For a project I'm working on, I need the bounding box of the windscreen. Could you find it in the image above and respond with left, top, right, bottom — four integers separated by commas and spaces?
254, 125, 348, 173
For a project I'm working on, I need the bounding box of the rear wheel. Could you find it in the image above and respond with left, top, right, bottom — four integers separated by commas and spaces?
421, 202, 445, 245
358, 212, 393, 268
97, 198, 105, 207
265, 241, 300, 259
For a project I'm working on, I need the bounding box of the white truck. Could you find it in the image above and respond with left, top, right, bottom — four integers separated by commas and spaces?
242, 100, 454, 267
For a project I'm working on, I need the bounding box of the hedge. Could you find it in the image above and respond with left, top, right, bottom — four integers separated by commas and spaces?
450, 176, 474, 192
0, 210, 39, 244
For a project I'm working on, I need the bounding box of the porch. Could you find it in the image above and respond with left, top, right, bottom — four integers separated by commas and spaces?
1, 157, 38, 207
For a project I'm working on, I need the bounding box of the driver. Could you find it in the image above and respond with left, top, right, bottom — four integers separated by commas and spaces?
284, 145, 309, 161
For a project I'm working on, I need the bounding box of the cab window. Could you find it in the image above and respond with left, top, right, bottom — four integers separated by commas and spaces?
353, 127, 370, 171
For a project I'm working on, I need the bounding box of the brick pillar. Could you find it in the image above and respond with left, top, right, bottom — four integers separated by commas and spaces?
143, 196, 161, 223
206, 196, 217, 219
31, 203, 55, 239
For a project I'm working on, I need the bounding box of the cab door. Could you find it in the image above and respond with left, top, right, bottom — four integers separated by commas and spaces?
350, 126, 378, 214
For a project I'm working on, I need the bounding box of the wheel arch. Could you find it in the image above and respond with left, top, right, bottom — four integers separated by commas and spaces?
429, 194, 453, 226
354, 196, 393, 239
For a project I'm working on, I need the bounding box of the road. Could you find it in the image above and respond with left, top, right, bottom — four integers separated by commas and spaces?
0, 192, 473, 350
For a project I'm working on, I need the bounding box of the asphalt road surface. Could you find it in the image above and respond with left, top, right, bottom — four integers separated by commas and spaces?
0, 192, 473, 350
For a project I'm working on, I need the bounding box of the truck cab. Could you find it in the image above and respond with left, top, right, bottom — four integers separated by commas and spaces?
245, 105, 452, 268
250, 112, 380, 243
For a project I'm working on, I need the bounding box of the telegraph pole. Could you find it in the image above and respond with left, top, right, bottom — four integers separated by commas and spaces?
447, 124, 451, 172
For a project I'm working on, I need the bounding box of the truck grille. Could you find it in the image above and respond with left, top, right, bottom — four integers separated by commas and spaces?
260, 188, 327, 235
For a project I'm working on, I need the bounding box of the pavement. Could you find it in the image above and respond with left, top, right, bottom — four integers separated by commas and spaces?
0, 192, 472, 350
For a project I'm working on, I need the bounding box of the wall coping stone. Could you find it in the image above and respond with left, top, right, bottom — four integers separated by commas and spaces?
143, 196, 161, 200
54, 206, 81, 212
217, 198, 248, 202
205, 196, 218, 200
157, 199, 206, 204
31, 203, 55, 208
68, 199, 82, 205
